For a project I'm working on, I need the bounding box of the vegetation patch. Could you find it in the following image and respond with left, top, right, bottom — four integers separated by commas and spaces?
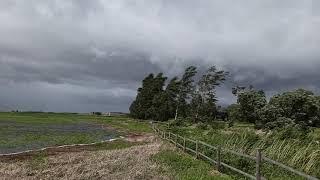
94, 116, 152, 134
153, 148, 232, 180
165, 123, 320, 179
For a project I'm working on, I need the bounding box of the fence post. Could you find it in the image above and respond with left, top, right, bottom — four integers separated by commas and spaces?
196, 140, 199, 159
168, 132, 171, 141
175, 134, 178, 148
183, 137, 186, 151
256, 148, 262, 180
217, 146, 221, 172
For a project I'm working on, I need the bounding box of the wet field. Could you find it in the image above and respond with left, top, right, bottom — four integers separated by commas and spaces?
0, 113, 118, 154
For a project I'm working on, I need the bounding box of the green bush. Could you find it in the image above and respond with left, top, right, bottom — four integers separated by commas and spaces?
258, 89, 320, 130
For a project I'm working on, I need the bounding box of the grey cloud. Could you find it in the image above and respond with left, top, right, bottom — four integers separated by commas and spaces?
0, 0, 320, 112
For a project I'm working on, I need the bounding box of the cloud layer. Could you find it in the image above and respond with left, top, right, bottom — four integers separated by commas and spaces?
0, 0, 319, 112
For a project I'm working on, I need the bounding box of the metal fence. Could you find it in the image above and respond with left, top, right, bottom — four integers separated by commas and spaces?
151, 124, 318, 180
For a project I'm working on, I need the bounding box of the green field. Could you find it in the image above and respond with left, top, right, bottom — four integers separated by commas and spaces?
0, 112, 151, 154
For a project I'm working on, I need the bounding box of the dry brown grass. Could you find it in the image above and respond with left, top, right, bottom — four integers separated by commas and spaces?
0, 141, 170, 180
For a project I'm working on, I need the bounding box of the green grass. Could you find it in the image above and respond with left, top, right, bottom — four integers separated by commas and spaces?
0, 112, 152, 133
153, 149, 232, 180
0, 112, 86, 124
94, 116, 152, 134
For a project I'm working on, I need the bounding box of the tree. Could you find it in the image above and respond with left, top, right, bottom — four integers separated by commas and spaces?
189, 93, 203, 122
226, 104, 242, 126
146, 73, 167, 119
233, 86, 267, 125
129, 73, 167, 120
192, 66, 228, 122
165, 77, 181, 118
174, 66, 197, 120
129, 74, 155, 119
148, 77, 181, 121
150, 91, 171, 121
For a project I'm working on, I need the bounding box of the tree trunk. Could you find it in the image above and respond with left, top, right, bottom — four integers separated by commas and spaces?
174, 106, 178, 121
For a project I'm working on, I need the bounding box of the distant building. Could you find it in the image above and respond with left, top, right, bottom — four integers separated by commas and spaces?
102, 112, 128, 117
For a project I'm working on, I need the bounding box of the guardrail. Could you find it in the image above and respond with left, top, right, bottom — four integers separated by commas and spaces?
151, 123, 318, 180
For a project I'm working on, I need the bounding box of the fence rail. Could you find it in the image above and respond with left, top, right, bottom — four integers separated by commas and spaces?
151, 123, 319, 180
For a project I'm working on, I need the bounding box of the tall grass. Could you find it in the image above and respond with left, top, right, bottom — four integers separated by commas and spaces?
168, 122, 320, 178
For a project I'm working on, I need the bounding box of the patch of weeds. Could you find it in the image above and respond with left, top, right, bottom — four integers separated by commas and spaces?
92, 139, 145, 151
28, 152, 48, 171
95, 117, 152, 134
152, 149, 232, 180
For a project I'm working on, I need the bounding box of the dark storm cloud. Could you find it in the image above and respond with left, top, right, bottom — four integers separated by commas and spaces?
0, 0, 320, 112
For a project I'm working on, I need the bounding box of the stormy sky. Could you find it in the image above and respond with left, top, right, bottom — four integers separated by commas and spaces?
0, 0, 320, 112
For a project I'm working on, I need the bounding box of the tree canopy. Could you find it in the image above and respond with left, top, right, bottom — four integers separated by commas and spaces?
259, 89, 320, 129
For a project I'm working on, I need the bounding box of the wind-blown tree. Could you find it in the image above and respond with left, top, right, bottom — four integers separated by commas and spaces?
130, 65, 229, 122
150, 91, 172, 121
129, 74, 155, 119
165, 77, 181, 118
174, 66, 197, 120
146, 73, 167, 119
232, 86, 267, 125
148, 76, 180, 121
190, 93, 203, 121
191, 66, 228, 122
129, 73, 167, 120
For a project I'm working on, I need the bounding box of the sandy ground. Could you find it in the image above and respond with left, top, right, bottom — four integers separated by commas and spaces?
0, 139, 170, 180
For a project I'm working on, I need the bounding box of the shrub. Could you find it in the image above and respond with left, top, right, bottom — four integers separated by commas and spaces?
171, 117, 185, 126
274, 124, 310, 140
196, 122, 208, 130
258, 89, 320, 130
209, 121, 226, 129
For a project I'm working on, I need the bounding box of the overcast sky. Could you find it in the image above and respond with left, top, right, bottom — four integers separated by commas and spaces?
0, 0, 320, 112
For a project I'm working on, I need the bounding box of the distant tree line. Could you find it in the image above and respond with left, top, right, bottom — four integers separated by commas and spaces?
130, 65, 320, 131
129, 66, 228, 122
